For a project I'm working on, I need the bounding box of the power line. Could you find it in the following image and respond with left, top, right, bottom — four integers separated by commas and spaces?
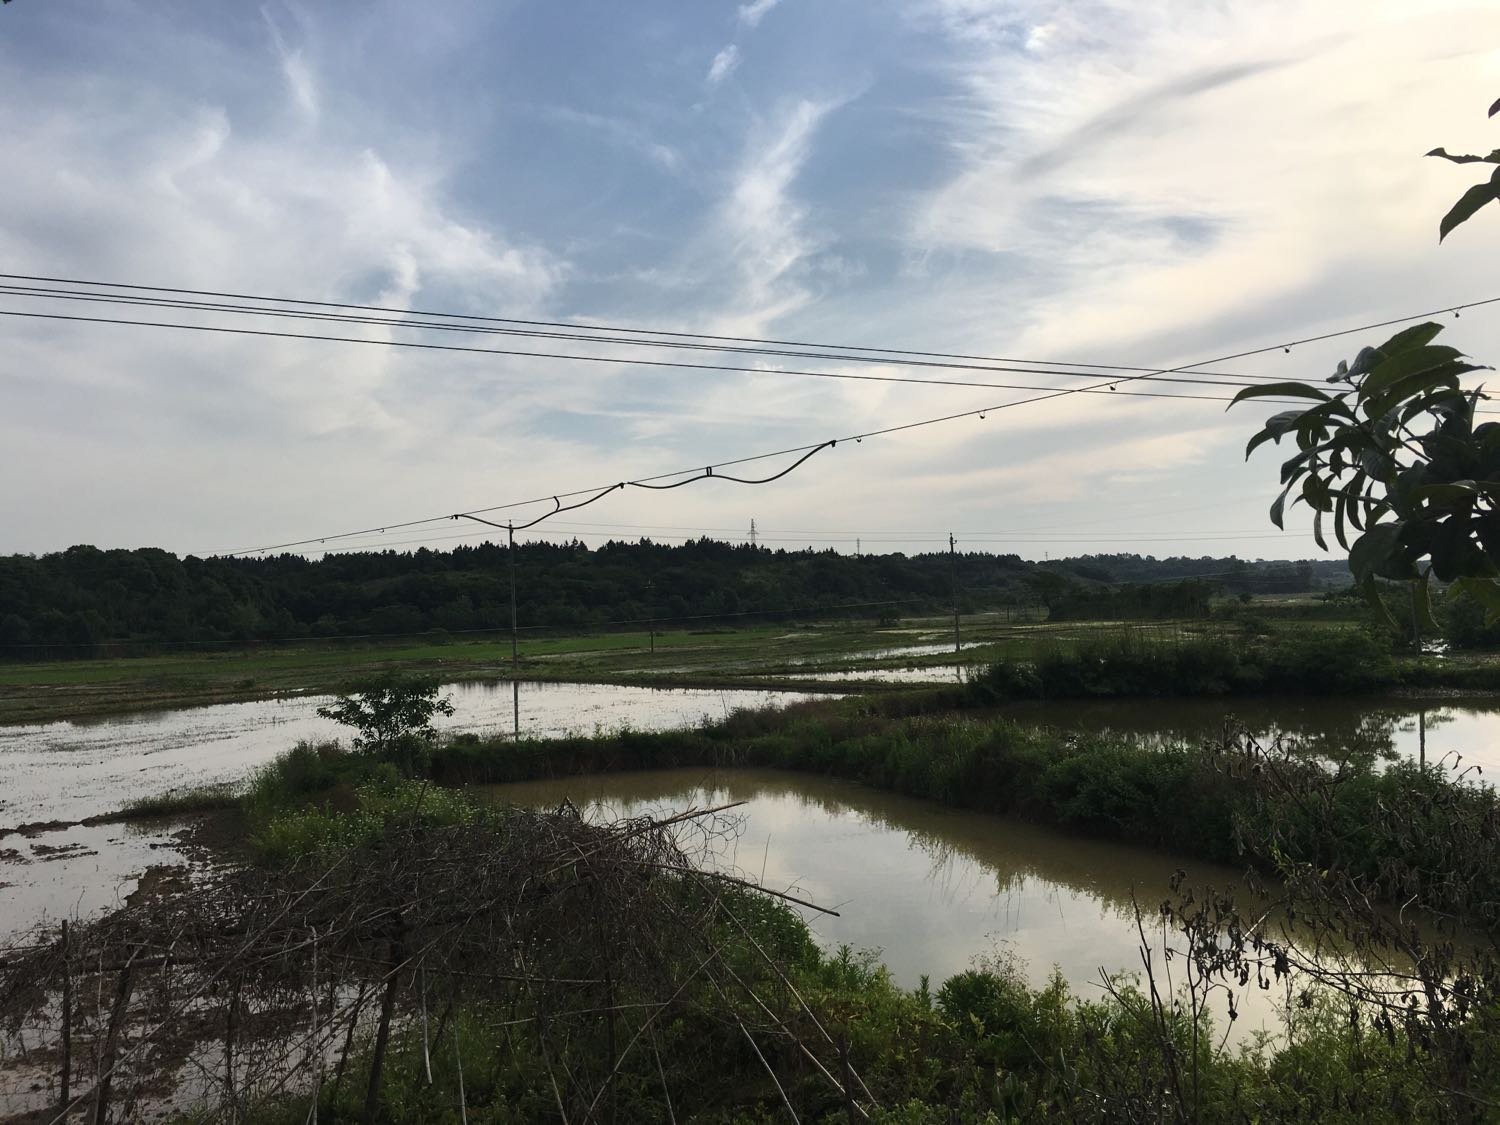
0, 272, 1366, 382
6, 282, 1496, 407
0, 281, 1295, 389
0, 305, 1356, 409
194, 291, 1500, 557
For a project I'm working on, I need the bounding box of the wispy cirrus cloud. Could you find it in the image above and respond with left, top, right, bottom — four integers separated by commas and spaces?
706, 44, 740, 87
737, 0, 781, 30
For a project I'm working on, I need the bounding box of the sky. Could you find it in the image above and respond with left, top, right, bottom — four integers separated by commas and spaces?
4, 0, 1500, 563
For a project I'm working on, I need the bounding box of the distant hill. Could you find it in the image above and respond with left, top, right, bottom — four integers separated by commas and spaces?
0, 541, 1350, 658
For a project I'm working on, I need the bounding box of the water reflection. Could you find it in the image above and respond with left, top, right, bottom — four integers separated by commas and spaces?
1003, 695, 1500, 775
480, 768, 1282, 1035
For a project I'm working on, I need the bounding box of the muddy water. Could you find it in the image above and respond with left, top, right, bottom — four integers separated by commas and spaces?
1, 822, 193, 939
1003, 695, 1500, 775
0, 681, 833, 827
482, 768, 1289, 1040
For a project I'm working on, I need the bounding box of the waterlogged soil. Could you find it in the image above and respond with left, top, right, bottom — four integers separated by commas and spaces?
481, 767, 1292, 1043
0, 681, 834, 828
0, 820, 205, 946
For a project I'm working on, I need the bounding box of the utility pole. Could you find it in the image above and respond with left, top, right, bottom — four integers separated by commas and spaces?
948, 533, 961, 655
856, 537, 861, 557
749, 518, 757, 547
646, 577, 656, 655
508, 523, 520, 738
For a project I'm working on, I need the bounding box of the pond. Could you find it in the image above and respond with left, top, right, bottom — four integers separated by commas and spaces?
1002, 694, 1500, 775
482, 767, 1288, 1041
0, 681, 836, 826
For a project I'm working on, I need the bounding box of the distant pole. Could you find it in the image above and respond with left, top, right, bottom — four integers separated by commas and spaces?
949, 533, 961, 655
1419, 708, 1427, 768
856, 537, 861, 557
749, 518, 757, 547
647, 578, 655, 655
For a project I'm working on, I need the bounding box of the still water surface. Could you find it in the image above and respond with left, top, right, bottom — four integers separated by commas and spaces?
1007, 694, 1500, 775
482, 767, 1287, 1039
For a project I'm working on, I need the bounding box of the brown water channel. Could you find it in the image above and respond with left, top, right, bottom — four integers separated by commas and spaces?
483, 768, 1290, 1041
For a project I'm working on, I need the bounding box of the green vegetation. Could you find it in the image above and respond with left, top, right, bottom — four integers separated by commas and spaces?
223, 744, 1500, 1123
238, 895, 1480, 1123
967, 627, 1402, 700
227, 689, 1500, 930
0, 540, 1344, 661
117, 782, 241, 818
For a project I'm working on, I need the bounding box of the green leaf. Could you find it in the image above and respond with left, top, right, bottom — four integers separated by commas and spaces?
1348, 345, 1385, 378
1269, 479, 1296, 529
1228, 382, 1333, 407
1349, 522, 1403, 584
1378, 323, 1445, 356
1411, 481, 1479, 504
1366, 367, 1482, 423
1440, 182, 1500, 241
1426, 147, 1500, 164
1334, 490, 1351, 550
1359, 344, 1464, 400
1302, 473, 1334, 513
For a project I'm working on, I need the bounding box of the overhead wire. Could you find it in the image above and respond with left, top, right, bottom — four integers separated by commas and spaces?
4, 281, 1496, 407
184, 289, 1500, 557
0, 272, 1387, 381
0, 304, 1354, 408
7, 273, 1494, 557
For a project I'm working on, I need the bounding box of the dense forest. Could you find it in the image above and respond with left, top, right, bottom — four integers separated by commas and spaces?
0, 541, 1347, 658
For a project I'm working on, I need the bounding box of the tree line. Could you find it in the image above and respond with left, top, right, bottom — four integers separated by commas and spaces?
0, 540, 1345, 658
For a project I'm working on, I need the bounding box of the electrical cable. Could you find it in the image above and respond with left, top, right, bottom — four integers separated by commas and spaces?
0, 280, 1325, 391
6, 282, 1496, 403
0, 271, 1411, 380
198, 290, 1500, 558
0, 305, 1353, 407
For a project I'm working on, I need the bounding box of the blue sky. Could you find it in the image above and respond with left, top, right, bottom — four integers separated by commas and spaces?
4, 1, 1500, 561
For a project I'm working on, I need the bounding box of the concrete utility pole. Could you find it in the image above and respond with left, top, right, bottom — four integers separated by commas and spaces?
508, 524, 520, 738
949, 533, 961, 655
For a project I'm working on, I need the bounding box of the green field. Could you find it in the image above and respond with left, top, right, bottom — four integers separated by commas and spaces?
3, 603, 1490, 725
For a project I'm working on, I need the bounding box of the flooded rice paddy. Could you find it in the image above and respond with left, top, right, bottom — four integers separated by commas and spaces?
0, 680, 834, 827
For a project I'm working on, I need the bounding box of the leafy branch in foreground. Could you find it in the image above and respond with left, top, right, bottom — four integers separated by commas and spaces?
1427, 95, 1500, 241
1230, 322, 1500, 628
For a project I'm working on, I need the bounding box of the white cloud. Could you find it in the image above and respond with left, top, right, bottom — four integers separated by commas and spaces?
262, 7, 319, 123
738, 0, 781, 30
706, 44, 740, 87
542, 106, 681, 172
909, 0, 1500, 368
713, 98, 839, 328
